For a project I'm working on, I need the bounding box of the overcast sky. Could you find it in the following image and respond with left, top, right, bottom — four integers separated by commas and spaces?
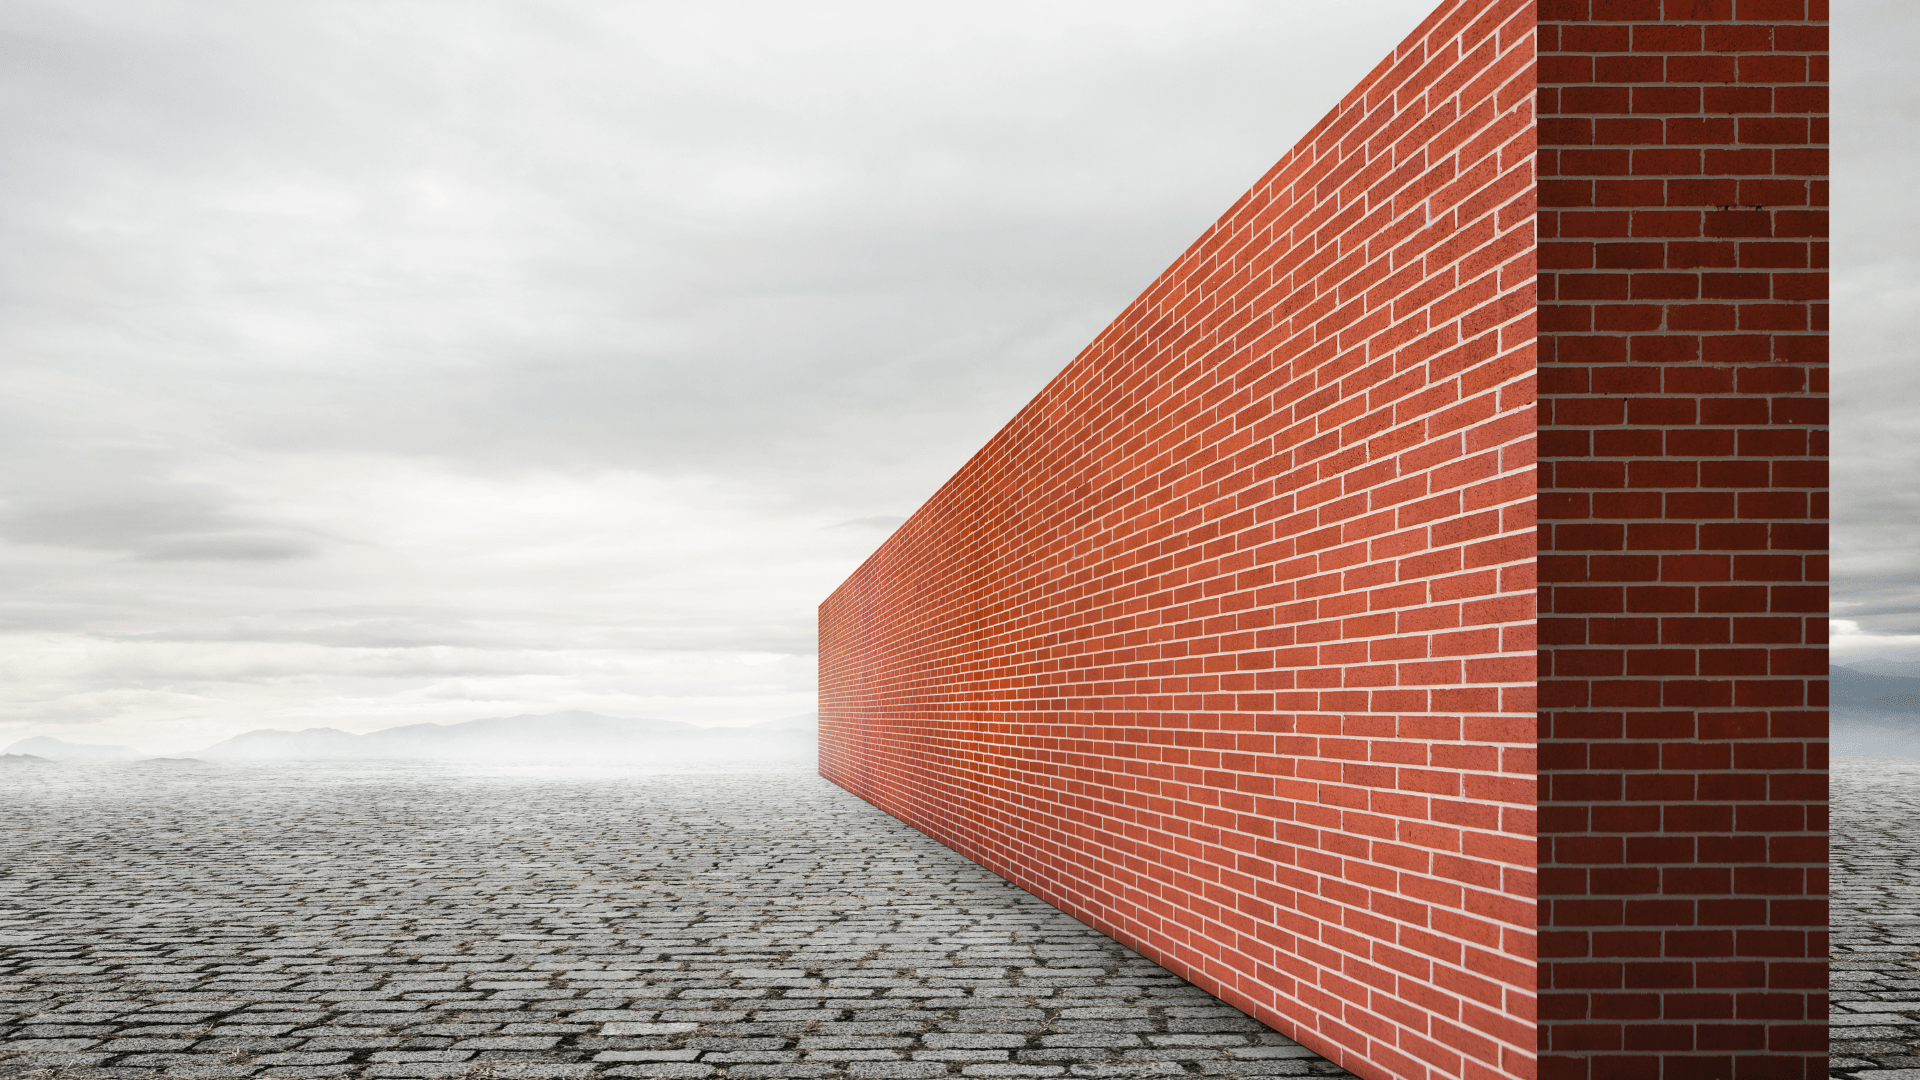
1, 0, 1452, 751
1831, 0, 1920, 664
0, 3, 1899, 753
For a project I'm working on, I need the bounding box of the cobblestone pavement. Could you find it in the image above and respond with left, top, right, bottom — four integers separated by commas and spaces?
1833, 758, 1920, 1078
0, 760, 1355, 1079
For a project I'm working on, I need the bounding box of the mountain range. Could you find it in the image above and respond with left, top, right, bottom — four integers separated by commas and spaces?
21, 662, 1920, 763
1831, 664, 1920, 711
1816, 661, 1920, 759
4, 736, 148, 761
1839, 657, 1920, 679
4, 711, 817, 764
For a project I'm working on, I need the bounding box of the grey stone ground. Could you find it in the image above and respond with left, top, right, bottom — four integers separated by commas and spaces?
1833, 758, 1920, 1078
0, 760, 1356, 1079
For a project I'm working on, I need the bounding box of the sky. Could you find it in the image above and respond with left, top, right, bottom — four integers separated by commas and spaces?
0, 4, 1900, 754
0, 0, 1448, 752
1830, 0, 1920, 664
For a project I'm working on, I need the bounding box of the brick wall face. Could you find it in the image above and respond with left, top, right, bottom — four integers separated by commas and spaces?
819, 4, 1539, 1080
822, 2, 1828, 1079
1536, 2, 1828, 1079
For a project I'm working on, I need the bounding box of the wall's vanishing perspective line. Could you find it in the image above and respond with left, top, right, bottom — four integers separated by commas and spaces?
819, 2, 1826, 1080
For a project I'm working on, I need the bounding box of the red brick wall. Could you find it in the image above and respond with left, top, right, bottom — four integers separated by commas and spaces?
820, 3, 1539, 1079
1536, 2, 1828, 1079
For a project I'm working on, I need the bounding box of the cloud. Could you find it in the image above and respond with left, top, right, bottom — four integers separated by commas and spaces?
0, 492, 320, 562
826, 516, 907, 532
1833, 0, 1920, 638
4, 0, 1653, 749
1833, 620, 1920, 666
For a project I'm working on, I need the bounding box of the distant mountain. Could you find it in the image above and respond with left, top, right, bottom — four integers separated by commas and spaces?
1830, 665, 1920, 712
193, 727, 364, 760
357, 711, 705, 759
1830, 664, 1920, 759
2, 736, 147, 761
189, 711, 815, 763
1843, 657, 1920, 679
750, 713, 818, 732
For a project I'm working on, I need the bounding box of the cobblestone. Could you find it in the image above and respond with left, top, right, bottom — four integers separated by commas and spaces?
0, 761, 1356, 1078
1833, 758, 1920, 1078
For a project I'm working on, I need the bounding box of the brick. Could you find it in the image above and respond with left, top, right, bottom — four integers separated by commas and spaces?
1536, 0, 1826, 1074
810, 3, 1829, 1080
830, 6, 1536, 1075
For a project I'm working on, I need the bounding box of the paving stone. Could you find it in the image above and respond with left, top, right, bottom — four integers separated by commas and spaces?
102, 1037, 199, 1050
1833, 760, 1920, 1079
2, 1038, 102, 1051
0, 760, 1361, 1078
846, 1065, 948, 1079
1225, 1047, 1317, 1060
0, 1053, 116, 1068
1191, 1062, 1321, 1075
928, 1035, 1028, 1049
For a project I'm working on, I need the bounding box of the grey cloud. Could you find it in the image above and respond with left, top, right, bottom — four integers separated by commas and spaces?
0, 0, 1436, 512
0, 490, 319, 561
1833, 0, 1920, 638
134, 535, 317, 562
108, 617, 820, 656
7, 0, 1681, 746
0, 495, 236, 550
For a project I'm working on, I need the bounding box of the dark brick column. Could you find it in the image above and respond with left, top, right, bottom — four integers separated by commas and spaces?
1536, 2, 1828, 1078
